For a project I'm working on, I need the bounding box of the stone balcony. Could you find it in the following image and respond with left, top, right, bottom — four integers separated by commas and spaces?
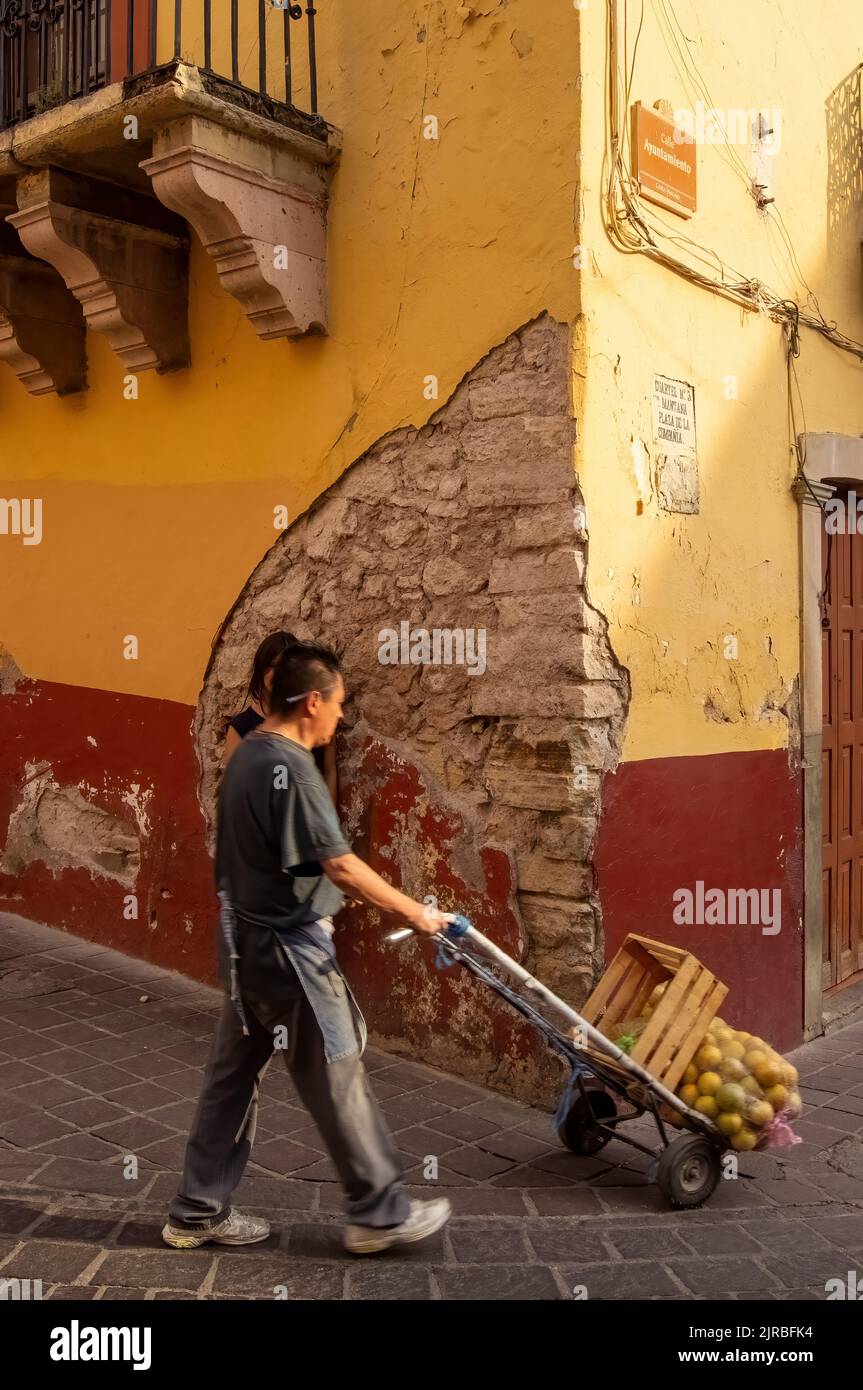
0, 5, 339, 396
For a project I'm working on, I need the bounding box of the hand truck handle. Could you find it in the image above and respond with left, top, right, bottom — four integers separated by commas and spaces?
385, 911, 458, 945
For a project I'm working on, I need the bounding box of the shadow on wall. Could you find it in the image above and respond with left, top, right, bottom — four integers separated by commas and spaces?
826, 64, 863, 238
196, 314, 630, 1104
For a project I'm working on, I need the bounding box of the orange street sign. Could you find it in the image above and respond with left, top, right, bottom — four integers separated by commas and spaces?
631, 101, 697, 218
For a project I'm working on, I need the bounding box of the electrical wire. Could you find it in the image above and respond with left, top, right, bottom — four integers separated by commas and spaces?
605, 0, 863, 363
625, 0, 645, 112
607, 0, 856, 630
648, 0, 839, 309
653, 0, 754, 193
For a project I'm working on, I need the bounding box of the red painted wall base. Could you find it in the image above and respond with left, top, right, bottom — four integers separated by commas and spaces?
0, 681, 808, 1071
0, 678, 217, 981
595, 748, 804, 1053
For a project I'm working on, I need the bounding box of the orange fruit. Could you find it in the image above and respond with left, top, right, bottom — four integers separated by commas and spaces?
716, 1082, 747, 1113
754, 1060, 783, 1089
765, 1084, 789, 1111
678, 1083, 699, 1107
716, 1112, 743, 1137
786, 1091, 802, 1118
695, 1044, 723, 1071
695, 1095, 719, 1119
741, 1075, 762, 1096
720, 1057, 747, 1081
747, 1100, 774, 1128
697, 1071, 722, 1096
723, 1041, 746, 1061
743, 1049, 768, 1072
682, 1062, 699, 1085
730, 1126, 758, 1151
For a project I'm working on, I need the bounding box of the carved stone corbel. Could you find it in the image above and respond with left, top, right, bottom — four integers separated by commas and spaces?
7, 168, 190, 374
0, 224, 86, 395
141, 116, 327, 340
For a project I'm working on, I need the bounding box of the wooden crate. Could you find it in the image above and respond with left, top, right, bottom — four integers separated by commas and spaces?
580, 934, 728, 1098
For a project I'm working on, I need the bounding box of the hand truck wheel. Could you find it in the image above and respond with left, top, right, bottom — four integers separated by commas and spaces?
558, 1088, 617, 1155
656, 1134, 721, 1209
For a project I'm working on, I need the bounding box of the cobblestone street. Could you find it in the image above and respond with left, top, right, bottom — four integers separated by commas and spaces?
1, 912, 862, 1302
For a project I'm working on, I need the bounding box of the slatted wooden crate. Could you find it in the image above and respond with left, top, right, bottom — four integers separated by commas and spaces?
580, 934, 728, 1102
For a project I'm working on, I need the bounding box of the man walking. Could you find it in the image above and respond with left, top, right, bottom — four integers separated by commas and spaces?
162, 643, 451, 1255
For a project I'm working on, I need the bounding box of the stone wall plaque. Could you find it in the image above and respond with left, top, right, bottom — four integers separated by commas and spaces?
652, 372, 699, 514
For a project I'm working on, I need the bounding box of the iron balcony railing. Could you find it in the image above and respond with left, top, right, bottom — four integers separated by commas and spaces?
0, 0, 319, 132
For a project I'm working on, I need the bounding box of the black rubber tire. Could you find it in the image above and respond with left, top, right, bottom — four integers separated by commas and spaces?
558, 1089, 617, 1155
656, 1134, 722, 1209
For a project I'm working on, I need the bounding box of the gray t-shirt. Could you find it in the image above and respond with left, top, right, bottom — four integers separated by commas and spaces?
215, 730, 350, 950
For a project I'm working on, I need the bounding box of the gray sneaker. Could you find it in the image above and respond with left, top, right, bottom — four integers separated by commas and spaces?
161, 1209, 271, 1250
345, 1197, 451, 1255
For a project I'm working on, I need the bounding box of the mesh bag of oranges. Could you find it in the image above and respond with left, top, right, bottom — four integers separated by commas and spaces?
674, 1014, 802, 1151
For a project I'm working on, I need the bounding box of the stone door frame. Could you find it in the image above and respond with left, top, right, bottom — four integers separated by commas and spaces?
795, 431, 863, 1039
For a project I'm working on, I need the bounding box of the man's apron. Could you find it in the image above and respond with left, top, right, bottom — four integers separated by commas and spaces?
219, 891, 367, 1063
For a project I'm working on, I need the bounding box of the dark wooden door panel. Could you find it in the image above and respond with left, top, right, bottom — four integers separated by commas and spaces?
822, 495, 863, 989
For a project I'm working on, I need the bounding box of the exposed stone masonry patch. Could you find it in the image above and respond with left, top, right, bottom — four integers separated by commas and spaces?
197, 314, 629, 1076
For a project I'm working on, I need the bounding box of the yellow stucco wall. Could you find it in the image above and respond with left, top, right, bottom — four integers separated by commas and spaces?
0, 1, 580, 704
575, 0, 863, 763
5, 0, 859, 773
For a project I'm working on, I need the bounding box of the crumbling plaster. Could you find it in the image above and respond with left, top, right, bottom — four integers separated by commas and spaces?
197, 314, 630, 1093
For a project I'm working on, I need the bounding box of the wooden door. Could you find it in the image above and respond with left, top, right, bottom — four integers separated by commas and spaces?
822, 489, 863, 990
